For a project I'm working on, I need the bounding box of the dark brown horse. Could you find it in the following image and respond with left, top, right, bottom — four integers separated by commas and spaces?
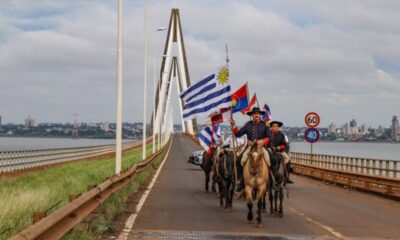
214, 148, 236, 211
201, 147, 217, 192
268, 154, 286, 217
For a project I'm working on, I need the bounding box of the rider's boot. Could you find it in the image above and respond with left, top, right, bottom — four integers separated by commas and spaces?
286, 162, 294, 184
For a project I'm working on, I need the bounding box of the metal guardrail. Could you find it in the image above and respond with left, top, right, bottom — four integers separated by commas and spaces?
9, 137, 172, 240
291, 152, 399, 178
0, 141, 144, 174
291, 152, 400, 199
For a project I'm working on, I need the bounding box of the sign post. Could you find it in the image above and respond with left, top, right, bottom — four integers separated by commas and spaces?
304, 112, 321, 164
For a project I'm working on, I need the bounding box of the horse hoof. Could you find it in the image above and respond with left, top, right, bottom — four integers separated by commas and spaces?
248, 220, 255, 224
278, 212, 283, 218
256, 223, 262, 228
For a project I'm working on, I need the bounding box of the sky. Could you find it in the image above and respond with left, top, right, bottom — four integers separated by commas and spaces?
0, 0, 399, 128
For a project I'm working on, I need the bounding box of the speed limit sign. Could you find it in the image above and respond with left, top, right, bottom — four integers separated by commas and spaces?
305, 112, 320, 128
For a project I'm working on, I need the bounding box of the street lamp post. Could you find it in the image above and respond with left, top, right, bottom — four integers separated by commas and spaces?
115, 0, 124, 175
142, 0, 148, 160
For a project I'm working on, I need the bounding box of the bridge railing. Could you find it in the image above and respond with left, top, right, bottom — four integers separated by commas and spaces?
0, 141, 140, 174
290, 152, 400, 199
291, 152, 399, 178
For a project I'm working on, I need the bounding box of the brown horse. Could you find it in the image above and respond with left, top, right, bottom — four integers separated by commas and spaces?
201, 148, 217, 192
243, 140, 270, 227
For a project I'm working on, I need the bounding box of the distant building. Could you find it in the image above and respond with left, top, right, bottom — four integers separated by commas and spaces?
376, 126, 384, 135
100, 122, 110, 132
328, 123, 336, 134
25, 116, 36, 128
392, 116, 399, 141
360, 124, 368, 135
350, 119, 357, 128
0, 115, 2, 126
343, 123, 351, 136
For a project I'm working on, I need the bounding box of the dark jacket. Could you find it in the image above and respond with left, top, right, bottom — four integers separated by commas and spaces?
270, 132, 287, 151
234, 120, 272, 143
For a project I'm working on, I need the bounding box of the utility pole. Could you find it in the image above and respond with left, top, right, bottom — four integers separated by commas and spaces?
142, 0, 148, 160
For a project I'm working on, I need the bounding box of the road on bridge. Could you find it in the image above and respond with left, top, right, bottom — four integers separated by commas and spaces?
117, 134, 400, 240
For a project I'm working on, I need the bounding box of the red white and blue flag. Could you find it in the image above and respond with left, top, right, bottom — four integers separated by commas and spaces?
231, 83, 249, 113
240, 94, 258, 115
198, 124, 221, 153
262, 103, 272, 122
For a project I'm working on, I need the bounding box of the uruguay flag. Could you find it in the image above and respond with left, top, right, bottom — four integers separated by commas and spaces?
180, 67, 231, 120
198, 124, 221, 153
231, 83, 249, 113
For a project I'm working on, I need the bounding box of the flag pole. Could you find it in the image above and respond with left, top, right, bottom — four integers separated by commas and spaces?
226, 43, 237, 148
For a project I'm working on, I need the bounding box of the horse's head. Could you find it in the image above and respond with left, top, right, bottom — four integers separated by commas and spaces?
247, 140, 264, 176
217, 148, 236, 179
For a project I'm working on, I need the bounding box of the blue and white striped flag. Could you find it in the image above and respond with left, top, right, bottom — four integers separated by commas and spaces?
198, 124, 221, 153
180, 67, 231, 120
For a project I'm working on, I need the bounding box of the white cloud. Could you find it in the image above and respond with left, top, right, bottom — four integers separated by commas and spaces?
0, 0, 399, 128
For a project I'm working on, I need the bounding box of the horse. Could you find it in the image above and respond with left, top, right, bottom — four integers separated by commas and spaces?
243, 140, 270, 228
268, 153, 287, 217
214, 147, 237, 211
201, 147, 218, 192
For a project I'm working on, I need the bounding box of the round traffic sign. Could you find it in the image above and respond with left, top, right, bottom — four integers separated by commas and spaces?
305, 112, 320, 128
304, 128, 320, 143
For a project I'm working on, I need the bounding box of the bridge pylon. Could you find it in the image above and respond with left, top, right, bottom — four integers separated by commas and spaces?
154, 9, 197, 139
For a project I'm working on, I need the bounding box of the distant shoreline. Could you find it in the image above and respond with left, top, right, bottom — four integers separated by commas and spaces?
0, 136, 139, 140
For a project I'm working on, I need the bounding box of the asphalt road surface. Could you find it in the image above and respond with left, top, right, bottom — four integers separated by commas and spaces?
125, 134, 400, 240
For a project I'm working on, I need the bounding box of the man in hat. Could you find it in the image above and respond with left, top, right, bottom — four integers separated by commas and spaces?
270, 121, 293, 184
230, 106, 272, 192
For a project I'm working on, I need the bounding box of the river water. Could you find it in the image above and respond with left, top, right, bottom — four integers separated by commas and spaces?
0, 137, 135, 151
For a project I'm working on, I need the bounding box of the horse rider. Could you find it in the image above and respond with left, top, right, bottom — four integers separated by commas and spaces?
269, 121, 293, 184
230, 106, 272, 192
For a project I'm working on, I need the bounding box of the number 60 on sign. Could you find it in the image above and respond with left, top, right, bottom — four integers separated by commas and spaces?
305, 112, 320, 128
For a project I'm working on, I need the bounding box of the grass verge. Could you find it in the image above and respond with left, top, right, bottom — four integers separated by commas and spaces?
62, 149, 167, 240
0, 143, 154, 240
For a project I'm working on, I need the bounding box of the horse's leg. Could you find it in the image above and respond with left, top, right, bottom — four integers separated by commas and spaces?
278, 185, 284, 217
245, 185, 254, 222
261, 188, 267, 213
268, 181, 274, 214
274, 187, 279, 212
205, 170, 210, 192
256, 185, 267, 227
224, 179, 231, 210
211, 170, 217, 192
229, 179, 235, 208
218, 181, 224, 209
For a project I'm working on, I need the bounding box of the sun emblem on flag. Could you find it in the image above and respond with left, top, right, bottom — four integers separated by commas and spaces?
217, 67, 229, 85
232, 98, 238, 107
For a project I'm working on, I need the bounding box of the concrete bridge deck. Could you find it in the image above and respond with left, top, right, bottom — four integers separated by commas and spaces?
119, 134, 400, 240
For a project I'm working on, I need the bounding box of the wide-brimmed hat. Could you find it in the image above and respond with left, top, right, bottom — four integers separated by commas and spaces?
270, 121, 283, 127
246, 107, 265, 116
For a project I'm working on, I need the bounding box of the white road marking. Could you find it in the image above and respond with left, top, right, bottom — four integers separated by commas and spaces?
289, 207, 347, 240
117, 139, 173, 240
